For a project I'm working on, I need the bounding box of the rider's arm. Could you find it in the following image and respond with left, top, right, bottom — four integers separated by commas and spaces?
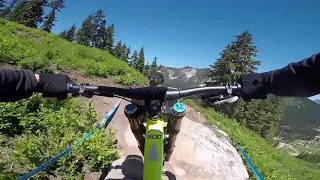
0, 69, 39, 102
0, 69, 71, 102
263, 53, 320, 97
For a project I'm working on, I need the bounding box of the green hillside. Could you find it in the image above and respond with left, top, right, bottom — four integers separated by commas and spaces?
281, 97, 320, 139
186, 100, 320, 180
0, 18, 146, 179
0, 18, 148, 86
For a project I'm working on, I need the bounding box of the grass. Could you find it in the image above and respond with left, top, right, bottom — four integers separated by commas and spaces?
294, 144, 320, 154
185, 99, 320, 180
0, 18, 148, 86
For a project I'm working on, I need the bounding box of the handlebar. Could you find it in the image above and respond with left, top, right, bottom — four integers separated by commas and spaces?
67, 83, 241, 101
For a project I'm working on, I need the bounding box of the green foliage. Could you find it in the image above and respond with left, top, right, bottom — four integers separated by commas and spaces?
76, 129, 118, 171
213, 95, 286, 141
92, 9, 107, 49
0, 0, 18, 19
143, 62, 150, 76
0, 18, 148, 85
0, 0, 5, 13
185, 100, 320, 180
59, 29, 67, 39
114, 40, 123, 59
105, 23, 115, 54
281, 97, 320, 140
297, 151, 320, 164
65, 23, 76, 42
41, 0, 65, 33
150, 56, 157, 73
136, 47, 145, 73
0, 95, 118, 179
18, 54, 52, 73
206, 30, 283, 140
114, 40, 130, 62
114, 73, 147, 86
130, 50, 139, 69
50, 0, 65, 10
208, 30, 260, 83
9, 0, 45, 28
41, 10, 55, 32
120, 43, 129, 62
76, 14, 94, 46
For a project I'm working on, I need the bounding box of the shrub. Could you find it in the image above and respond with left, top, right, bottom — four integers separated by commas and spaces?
18, 55, 52, 73
0, 95, 118, 179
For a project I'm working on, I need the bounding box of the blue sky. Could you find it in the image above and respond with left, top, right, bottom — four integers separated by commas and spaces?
50, 0, 320, 99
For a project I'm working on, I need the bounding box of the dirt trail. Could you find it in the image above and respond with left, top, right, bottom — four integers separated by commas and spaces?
87, 96, 248, 180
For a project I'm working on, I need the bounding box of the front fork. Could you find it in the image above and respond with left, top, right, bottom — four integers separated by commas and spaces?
124, 102, 186, 178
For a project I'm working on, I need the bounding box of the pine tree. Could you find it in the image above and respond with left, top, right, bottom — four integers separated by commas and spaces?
0, 0, 20, 18
41, 10, 55, 32
208, 30, 260, 83
0, 0, 6, 17
157, 63, 163, 70
9, 0, 46, 28
130, 50, 139, 69
207, 30, 284, 140
105, 23, 115, 54
59, 29, 67, 39
143, 63, 150, 76
76, 14, 94, 46
136, 47, 145, 73
208, 44, 233, 83
0, 0, 5, 12
120, 43, 130, 62
150, 56, 157, 73
65, 23, 76, 42
92, 9, 107, 49
126, 45, 131, 63
41, 0, 65, 32
113, 40, 123, 59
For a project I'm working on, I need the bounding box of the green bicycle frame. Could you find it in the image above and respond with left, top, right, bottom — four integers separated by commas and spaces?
143, 116, 164, 180
126, 99, 185, 180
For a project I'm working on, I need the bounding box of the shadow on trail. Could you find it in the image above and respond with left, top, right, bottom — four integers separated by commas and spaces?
101, 155, 176, 180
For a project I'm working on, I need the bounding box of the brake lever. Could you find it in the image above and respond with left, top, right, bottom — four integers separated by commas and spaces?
204, 94, 239, 105
213, 96, 239, 105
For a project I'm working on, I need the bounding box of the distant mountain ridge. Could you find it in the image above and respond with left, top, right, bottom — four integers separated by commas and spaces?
159, 66, 210, 89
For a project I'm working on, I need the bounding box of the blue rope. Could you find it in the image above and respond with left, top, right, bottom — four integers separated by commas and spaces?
16, 99, 122, 180
238, 146, 264, 180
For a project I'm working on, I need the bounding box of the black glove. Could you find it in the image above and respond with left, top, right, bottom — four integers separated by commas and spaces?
237, 73, 268, 101
37, 73, 74, 100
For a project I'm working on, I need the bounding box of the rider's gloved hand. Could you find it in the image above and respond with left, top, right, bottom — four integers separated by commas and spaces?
237, 73, 268, 101
36, 73, 74, 100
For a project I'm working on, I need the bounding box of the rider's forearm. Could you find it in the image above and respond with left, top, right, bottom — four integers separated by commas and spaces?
0, 69, 39, 102
263, 53, 320, 97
